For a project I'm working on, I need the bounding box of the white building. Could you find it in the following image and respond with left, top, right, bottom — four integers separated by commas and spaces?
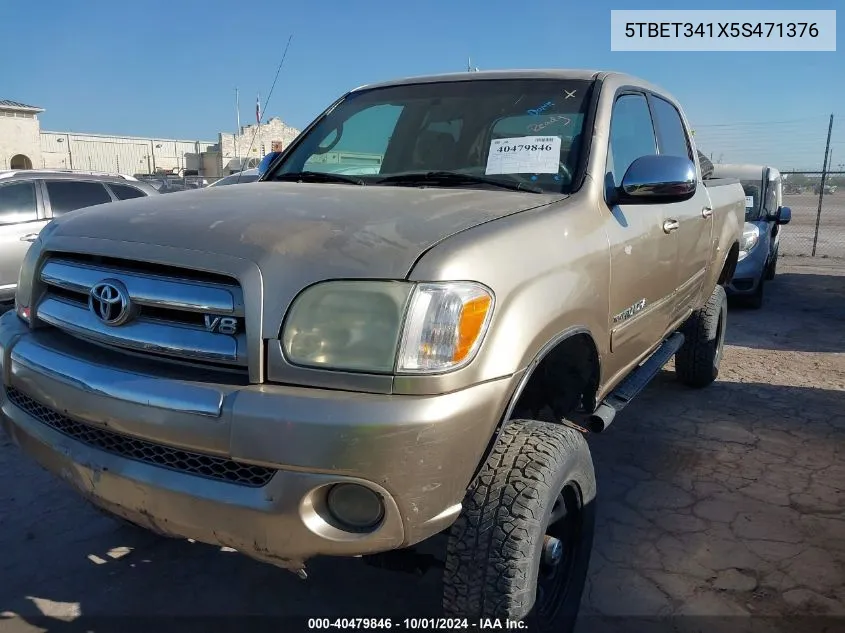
0, 99, 300, 177
213, 117, 301, 174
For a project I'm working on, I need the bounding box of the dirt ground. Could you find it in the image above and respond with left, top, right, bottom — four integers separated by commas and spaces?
0, 256, 843, 632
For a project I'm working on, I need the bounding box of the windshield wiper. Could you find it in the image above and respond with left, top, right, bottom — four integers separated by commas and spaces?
375, 171, 543, 194
272, 171, 365, 185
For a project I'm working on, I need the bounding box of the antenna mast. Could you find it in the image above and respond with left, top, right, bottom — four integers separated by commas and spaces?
235, 88, 241, 160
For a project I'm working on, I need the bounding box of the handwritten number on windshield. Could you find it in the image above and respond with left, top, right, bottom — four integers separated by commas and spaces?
528, 115, 571, 133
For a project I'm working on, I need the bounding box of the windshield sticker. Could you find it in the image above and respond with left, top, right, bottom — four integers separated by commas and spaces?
564, 89, 577, 99
486, 136, 561, 175
527, 115, 571, 133
526, 101, 555, 116
746, 196, 754, 208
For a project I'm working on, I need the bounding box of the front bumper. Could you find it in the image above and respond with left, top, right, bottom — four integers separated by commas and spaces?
0, 310, 516, 570
726, 248, 767, 296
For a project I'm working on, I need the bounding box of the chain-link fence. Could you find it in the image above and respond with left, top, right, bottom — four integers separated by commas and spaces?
778, 171, 845, 258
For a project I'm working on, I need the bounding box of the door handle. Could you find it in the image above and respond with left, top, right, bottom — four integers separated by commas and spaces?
19, 233, 39, 242
702, 206, 713, 218
663, 219, 680, 233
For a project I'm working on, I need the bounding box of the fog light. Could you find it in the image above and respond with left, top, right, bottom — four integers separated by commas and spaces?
15, 299, 30, 323
326, 483, 384, 531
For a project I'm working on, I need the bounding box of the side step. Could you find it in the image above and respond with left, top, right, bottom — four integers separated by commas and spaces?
588, 332, 685, 432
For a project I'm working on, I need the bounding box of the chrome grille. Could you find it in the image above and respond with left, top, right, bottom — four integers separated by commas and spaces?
5, 386, 276, 487
36, 255, 247, 369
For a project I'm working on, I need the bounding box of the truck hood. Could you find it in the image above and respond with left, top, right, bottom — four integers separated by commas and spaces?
46, 182, 563, 330
50, 183, 561, 273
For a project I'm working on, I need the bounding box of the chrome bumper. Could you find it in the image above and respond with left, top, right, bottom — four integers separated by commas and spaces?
0, 310, 514, 567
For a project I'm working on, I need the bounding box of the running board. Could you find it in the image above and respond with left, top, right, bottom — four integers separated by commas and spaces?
588, 332, 685, 432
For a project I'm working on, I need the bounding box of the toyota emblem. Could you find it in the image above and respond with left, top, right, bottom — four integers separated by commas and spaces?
89, 279, 133, 326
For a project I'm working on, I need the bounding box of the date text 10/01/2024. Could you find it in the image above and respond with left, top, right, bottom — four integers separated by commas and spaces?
307, 618, 528, 630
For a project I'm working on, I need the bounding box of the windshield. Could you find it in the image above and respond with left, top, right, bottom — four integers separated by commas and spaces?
268, 78, 594, 194
741, 179, 764, 221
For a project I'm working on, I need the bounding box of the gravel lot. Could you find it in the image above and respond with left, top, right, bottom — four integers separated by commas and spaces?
1, 257, 843, 632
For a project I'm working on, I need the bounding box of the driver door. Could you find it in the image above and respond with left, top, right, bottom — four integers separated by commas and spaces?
602, 93, 679, 382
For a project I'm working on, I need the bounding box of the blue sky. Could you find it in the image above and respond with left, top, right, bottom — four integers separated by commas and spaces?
1, 0, 841, 170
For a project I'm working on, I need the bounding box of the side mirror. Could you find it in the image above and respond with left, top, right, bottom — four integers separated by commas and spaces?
777, 206, 792, 225
257, 151, 282, 178
618, 155, 697, 204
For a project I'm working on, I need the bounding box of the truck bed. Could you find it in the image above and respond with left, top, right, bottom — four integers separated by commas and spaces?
703, 178, 740, 188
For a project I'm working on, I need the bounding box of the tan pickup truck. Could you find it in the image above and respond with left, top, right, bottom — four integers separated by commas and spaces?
0, 70, 743, 630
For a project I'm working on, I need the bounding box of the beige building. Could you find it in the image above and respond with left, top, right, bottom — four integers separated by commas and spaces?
0, 98, 300, 177
211, 117, 301, 174
0, 100, 43, 170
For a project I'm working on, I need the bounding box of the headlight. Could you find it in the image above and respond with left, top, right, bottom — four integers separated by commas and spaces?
281, 280, 494, 374
738, 223, 760, 261
396, 282, 494, 373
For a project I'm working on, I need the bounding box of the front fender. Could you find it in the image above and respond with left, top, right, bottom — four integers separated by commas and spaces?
703, 194, 743, 295
396, 198, 610, 396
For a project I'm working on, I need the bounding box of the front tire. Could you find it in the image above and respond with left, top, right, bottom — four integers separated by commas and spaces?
675, 284, 728, 388
765, 252, 778, 280
442, 420, 596, 633
744, 276, 765, 310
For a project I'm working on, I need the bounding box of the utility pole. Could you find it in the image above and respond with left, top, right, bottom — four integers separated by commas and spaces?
811, 113, 834, 257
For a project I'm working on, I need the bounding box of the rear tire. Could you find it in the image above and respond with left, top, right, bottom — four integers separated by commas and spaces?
675, 284, 728, 388
442, 419, 596, 633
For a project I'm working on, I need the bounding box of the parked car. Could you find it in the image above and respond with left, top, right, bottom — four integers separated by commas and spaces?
784, 182, 803, 194
136, 175, 188, 193
0, 169, 158, 306
0, 70, 744, 630
711, 164, 792, 309
206, 168, 261, 187
814, 182, 837, 195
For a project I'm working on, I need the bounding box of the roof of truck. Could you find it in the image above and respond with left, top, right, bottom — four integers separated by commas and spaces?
353, 69, 608, 92
349, 69, 680, 108
711, 164, 773, 181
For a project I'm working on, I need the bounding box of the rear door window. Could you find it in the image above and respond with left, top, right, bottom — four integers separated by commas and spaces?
109, 183, 148, 200
650, 95, 692, 160
45, 180, 113, 216
0, 181, 39, 225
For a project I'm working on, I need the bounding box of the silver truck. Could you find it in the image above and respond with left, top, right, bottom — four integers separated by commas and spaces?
1, 70, 744, 629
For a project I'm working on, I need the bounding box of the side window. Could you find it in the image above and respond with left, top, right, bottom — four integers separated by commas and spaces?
45, 181, 113, 216
606, 93, 657, 189
109, 183, 147, 200
650, 96, 692, 160
0, 182, 38, 225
